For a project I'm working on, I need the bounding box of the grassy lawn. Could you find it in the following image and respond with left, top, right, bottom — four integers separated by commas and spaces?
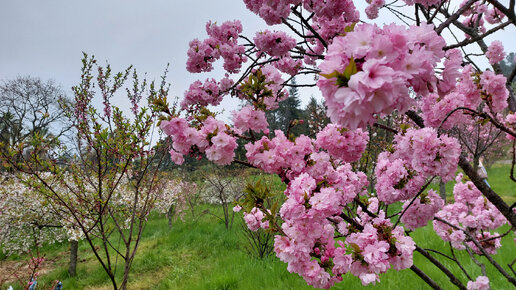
427, 162, 516, 203
1, 164, 515, 289
2, 211, 515, 289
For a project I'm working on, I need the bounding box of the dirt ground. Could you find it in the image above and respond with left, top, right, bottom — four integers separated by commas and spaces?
0, 256, 58, 288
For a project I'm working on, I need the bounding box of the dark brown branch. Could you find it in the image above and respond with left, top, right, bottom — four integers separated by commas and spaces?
415, 245, 467, 289
434, 217, 516, 286
435, 0, 478, 34
393, 177, 435, 226
410, 265, 443, 290
373, 122, 399, 134
405, 110, 516, 228
444, 21, 511, 50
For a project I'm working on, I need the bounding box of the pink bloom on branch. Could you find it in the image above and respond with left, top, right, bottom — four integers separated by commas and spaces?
232, 105, 269, 133
206, 20, 242, 44
479, 70, 508, 112
273, 56, 303, 76
486, 40, 506, 64
302, 0, 359, 20
376, 128, 460, 204
233, 205, 242, 212
168, 149, 184, 165
254, 30, 297, 57
318, 23, 445, 129
401, 189, 444, 230
186, 39, 215, 73
315, 124, 369, 163
365, 0, 385, 19
182, 78, 223, 109
433, 174, 507, 253
243, 0, 292, 25
486, 40, 506, 65
243, 207, 269, 231
484, 7, 505, 24
186, 20, 246, 74
467, 276, 490, 290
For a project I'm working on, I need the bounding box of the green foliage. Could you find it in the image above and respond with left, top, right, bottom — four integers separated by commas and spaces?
5, 200, 515, 289
265, 78, 309, 137
320, 57, 358, 88
0, 53, 172, 290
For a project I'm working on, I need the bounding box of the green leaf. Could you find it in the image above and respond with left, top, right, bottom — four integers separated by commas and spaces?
343, 57, 357, 80
344, 22, 356, 33
320, 71, 340, 79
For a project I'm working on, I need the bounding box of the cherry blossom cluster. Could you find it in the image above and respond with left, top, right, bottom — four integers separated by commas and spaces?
243, 0, 357, 26
254, 30, 297, 57
486, 40, 506, 65
400, 189, 444, 230
243, 207, 270, 231
375, 152, 426, 204
245, 130, 313, 175
343, 213, 416, 285
467, 276, 490, 290
186, 20, 246, 74
479, 70, 509, 112
433, 174, 506, 253
403, 0, 442, 7
161, 116, 237, 165
273, 56, 303, 76
315, 124, 368, 163
244, 125, 368, 180
422, 55, 509, 129
276, 190, 415, 288
459, 1, 506, 37
364, 0, 385, 19
317, 23, 445, 129
242, 0, 294, 25
393, 128, 460, 181
253, 30, 303, 75
181, 78, 223, 110
375, 128, 460, 204
232, 105, 269, 134
505, 112, 516, 140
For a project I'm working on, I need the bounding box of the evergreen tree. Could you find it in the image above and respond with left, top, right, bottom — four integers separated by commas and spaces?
302, 96, 330, 136
499, 52, 515, 80
265, 78, 308, 137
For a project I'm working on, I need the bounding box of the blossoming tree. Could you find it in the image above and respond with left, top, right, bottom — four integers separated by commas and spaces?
155, 1, 516, 289
0, 54, 178, 290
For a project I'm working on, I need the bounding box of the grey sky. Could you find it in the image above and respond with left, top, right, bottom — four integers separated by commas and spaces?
1, 1, 515, 121
0, 1, 260, 104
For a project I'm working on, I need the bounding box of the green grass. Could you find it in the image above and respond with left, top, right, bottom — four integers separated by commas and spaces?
427, 163, 516, 203
3, 209, 515, 290
1, 164, 515, 289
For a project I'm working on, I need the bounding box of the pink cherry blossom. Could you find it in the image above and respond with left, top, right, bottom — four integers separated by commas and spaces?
486, 40, 506, 65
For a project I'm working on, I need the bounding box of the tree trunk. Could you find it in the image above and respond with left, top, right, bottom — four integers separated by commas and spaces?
472, 155, 480, 173
439, 179, 446, 201
69, 240, 78, 276
167, 204, 175, 229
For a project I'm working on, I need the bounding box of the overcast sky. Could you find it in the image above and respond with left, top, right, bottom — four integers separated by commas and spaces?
1, 1, 514, 120
0, 1, 263, 109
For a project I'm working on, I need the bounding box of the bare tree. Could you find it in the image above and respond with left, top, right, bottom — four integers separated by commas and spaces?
0, 76, 79, 275
0, 76, 71, 148
200, 167, 246, 229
